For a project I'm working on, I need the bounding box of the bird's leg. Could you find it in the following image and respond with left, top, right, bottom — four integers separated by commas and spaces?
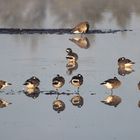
56, 93, 59, 100
77, 87, 80, 94
55, 88, 60, 94
111, 89, 113, 95
81, 33, 84, 38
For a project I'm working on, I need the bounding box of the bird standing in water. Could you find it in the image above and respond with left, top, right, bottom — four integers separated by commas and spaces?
70, 74, 83, 93
118, 57, 135, 76
23, 76, 40, 89
52, 74, 65, 92
100, 77, 121, 94
118, 57, 135, 68
66, 48, 78, 63
71, 21, 89, 34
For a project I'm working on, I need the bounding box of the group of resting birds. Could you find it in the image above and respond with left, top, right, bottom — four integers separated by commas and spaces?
0, 56, 136, 108
0, 21, 138, 108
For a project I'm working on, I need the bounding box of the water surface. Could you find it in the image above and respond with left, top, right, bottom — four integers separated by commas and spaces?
0, 1, 140, 140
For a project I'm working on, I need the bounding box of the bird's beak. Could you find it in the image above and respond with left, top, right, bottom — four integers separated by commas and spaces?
8, 83, 12, 85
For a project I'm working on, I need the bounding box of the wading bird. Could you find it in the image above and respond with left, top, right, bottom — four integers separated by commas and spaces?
52, 74, 65, 92
100, 77, 121, 94
70, 74, 83, 93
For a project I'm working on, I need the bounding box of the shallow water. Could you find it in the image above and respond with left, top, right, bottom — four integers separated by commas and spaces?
0, 0, 140, 140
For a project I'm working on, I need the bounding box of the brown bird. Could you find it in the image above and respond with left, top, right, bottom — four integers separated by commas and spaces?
69, 36, 90, 49
118, 57, 135, 68
70, 74, 83, 93
101, 95, 122, 107
52, 74, 65, 91
66, 48, 78, 62
100, 77, 121, 94
71, 21, 89, 34
23, 76, 40, 89
0, 80, 12, 89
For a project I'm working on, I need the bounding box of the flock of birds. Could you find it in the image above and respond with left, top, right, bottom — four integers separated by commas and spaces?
0, 21, 139, 112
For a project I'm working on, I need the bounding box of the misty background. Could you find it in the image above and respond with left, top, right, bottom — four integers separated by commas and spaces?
0, 0, 140, 28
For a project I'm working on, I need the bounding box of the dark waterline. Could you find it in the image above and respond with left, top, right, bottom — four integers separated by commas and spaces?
0, 28, 132, 34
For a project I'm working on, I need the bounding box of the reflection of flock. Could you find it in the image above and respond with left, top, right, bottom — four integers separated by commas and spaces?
0, 21, 139, 111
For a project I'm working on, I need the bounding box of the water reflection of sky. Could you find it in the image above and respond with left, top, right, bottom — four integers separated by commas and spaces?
0, 1, 140, 140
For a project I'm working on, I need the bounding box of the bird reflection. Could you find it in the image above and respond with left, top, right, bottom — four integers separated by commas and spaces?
118, 66, 134, 76
23, 87, 40, 99
0, 98, 12, 108
66, 61, 78, 75
71, 21, 89, 34
101, 95, 122, 107
70, 74, 83, 93
69, 36, 90, 49
118, 57, 135, 68
52, 94, 65, 113
100, 77, 121, 94
71, 94, 84, 108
